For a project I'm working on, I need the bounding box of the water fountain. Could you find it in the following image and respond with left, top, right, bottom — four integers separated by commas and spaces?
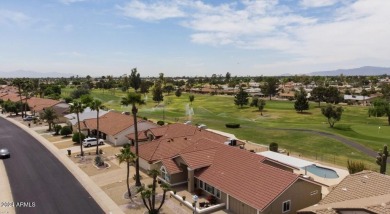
185, 103, 194, 121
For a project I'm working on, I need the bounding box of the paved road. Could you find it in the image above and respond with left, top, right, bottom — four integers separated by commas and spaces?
0, 117, 104, 214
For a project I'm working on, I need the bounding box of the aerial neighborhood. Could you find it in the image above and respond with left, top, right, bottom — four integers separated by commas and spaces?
2, 1, 390, 214
1, 71, 390, 214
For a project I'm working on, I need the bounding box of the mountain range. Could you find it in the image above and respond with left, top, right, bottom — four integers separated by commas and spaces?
1, 66, 390, 78
307, 66, 390, 76
0, 70, 75, 78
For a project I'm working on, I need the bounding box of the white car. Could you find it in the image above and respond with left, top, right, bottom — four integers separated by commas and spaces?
23, 116, 35, 121
0, 148, 10, 159
82, 137, 104, 147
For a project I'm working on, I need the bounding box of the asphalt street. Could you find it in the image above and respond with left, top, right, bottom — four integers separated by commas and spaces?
0, 117, 104, 214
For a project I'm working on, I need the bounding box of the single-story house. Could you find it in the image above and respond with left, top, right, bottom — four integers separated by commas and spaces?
135, 123, 323, 214
64, 107, 109, 128
27, 97, 70, 122
343, 94, 377, 105
298, 171, 390, 214
81, 111, 157, 146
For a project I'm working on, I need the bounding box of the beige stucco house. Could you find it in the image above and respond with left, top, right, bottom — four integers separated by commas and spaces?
135, 123, 323, 214
299, 171, 390, 214
81, 111, 157, 146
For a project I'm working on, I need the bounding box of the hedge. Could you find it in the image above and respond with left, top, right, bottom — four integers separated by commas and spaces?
225, 123, 240, 128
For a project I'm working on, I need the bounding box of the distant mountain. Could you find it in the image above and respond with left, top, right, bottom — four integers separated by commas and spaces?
308, 66, 390, 76
0, 70, 76, 78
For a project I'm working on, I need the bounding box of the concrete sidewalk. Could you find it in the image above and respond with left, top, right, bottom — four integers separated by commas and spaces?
0, 160, 16, 214
0, 114, 124, 214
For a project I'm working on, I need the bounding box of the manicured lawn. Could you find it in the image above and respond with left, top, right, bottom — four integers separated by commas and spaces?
62, 88, 389, 170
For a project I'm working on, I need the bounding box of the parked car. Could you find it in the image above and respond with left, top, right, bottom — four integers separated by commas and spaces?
0, 148, 10, 159
23, 116, 35, 121
82, 137, 104, 147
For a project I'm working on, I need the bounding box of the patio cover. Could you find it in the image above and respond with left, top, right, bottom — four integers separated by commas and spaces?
258, 151, 314, 169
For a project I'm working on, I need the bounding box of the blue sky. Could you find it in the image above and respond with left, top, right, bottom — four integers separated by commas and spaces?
1, 0, 390, 77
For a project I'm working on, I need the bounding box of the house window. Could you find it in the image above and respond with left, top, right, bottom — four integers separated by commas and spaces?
199, 180, 204, 189
282, 200, 291, 213
204, 183, 214, 194
214, 188, 221, 199
160, 166, 170, 183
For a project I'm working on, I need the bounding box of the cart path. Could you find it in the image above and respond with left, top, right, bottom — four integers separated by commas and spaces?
262, 127, 390, 163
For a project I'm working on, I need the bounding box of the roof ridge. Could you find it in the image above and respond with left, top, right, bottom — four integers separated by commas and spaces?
149, 138, 166, 162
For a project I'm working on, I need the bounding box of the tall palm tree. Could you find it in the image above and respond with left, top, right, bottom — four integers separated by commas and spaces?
70, 101, 86, 156
117, 144, 137, 201
121, 92, 145, 187
40, 107, 58, 131
12, 78, 25, 117
89, 99, 105, 155
22, 80, 34, 117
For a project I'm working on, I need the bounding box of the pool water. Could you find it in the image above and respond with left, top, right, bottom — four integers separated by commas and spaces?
305, 165, 339, 179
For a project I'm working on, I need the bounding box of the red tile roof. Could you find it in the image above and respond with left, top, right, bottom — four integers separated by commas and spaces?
27, 97, 62, 112
161, 158, 182, 174
0, 93, 22, 102
137, 123, 303, 211
195, 146, 299, 211
148, 123, 244, 145
84, 111, 142, 136
149, 123, 197, 139
126, 131, 148, 141
180, 148, 217, 169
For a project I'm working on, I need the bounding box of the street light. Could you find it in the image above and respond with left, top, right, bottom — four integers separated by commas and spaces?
192, 194, 198, 214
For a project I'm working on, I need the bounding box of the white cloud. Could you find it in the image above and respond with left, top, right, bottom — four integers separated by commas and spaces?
0, 10, 31, 26
59, 0, 86, 5
116, 0, 390, 74
116, 0, 186, 21
300, 0, 340, 8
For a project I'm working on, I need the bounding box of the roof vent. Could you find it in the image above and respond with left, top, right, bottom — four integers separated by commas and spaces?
341, 187, 347, 191
363, 175, 369, 179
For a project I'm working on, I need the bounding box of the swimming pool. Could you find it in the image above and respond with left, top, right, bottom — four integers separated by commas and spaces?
304, 165, 339, 179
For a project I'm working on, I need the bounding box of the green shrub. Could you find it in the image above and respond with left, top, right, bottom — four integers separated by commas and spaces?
225, 123, 240, 128
61, 126, 72, 137
72, 132, 86, 144
157, 120, 165, 126
94, 156, 104, 166
269, 142, 278, 152
63, 96, 73, 103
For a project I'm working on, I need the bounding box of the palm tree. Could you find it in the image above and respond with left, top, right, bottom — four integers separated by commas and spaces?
117, 144, 137, 201
121, 92, 145, 187
22, 80, 34, 117
89, 99, 105, 155
138, 169, 170, 214
70, 101, 86, 156
12, 78, 25, 117
40, 107, 58, 131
